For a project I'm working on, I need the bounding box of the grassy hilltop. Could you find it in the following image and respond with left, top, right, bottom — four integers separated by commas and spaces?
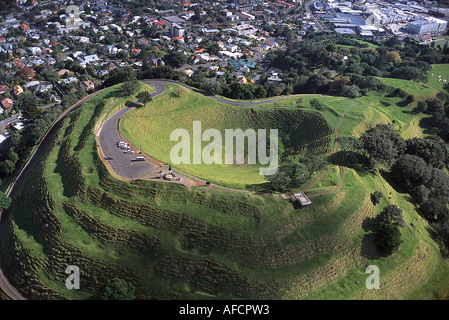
1, 80, 449, 300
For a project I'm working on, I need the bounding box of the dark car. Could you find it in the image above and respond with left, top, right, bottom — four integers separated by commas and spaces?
105, 156, 114, 160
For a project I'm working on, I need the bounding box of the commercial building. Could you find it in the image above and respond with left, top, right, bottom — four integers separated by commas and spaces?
407, 19, 439, 35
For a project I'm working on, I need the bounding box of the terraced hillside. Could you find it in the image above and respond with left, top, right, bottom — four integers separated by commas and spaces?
1, 82, 449, 300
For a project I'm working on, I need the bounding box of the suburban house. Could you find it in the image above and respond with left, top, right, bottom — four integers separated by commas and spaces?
1, 98, 14, 111
81, 80, 95, 90
13, 85, 23, 95
34, 82, 53, 93
57, 69, 73, 77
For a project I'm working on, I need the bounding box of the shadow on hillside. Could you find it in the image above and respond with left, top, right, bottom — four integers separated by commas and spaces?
379, 170, 409, 194
395, 99, 411, 108
331, 151, 369, 176
419, 116, 438, 136
360, 216, 389, 259
362, 217, 377, 233
360, 233, 385, 259
245, 181, 273, 193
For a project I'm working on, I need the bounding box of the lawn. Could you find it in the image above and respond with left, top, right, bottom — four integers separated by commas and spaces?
426, 64, 449, 92
121, 84, 334, 190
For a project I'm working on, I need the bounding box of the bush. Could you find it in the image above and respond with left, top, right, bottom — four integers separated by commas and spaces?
374, 223, 402, 255
371, 191, 383, 205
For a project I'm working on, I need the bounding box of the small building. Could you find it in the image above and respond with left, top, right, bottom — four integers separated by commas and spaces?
13, 85, 23, 95
81, 80, 95, 90
0, 85, 9, 94
290, 192, 312, 209
1, 98, 13, 110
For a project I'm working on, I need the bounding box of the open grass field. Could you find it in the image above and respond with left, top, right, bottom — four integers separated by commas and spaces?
426, 64, 449, 92
121, 84, 334, 190
1, 80, 449, 300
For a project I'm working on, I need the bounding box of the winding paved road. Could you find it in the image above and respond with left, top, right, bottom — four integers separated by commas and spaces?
97, 81, 168, 180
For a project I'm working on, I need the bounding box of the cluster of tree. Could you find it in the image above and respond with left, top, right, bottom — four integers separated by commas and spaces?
0, 90, 77, 182
265, 33, 444, 98
268, 155, 327, 191
0, 0, 15, 11
418, 93, 449, 141
360, 124, 449, 255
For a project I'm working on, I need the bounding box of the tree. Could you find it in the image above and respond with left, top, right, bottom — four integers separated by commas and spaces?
374, 223, 402, 255
207, 43, 221, 56
0, 192, 11, 209
98, 278, 136, 300
6, 149, 19, 165
164, 51, 187, 68
417, 101, 428, 113
200, 78, 223, 95
291, 163, 311, 187
0, 160, 15, 177
371, 191, 383, 205
361, 124, 406, 166
341, 85, 361, 98
21, 92, 41, 120
420, 197, 449, 222
405, 136, 448, 170
377, 205, 405, 227
385, 51, 402, 64
135, 91, 152, 107
269, 170, 291, 191
104, 66, 136, 87
392, 154, 432, 188
121, 78, 139, 96
310, 98, 324, 111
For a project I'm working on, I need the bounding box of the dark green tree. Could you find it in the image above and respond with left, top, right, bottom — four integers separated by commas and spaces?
377, 205, 405, 227
392, 154, 432, 188
0, 192, 11, 209
164, 51, 187, 68
371, 191, 383, 205
268, 170, 291, 191
0, 160, 15, 177
374, 223, 402, 255
121, 78, 139, 96
98, 278, 136, 300
135, 91, 153, 107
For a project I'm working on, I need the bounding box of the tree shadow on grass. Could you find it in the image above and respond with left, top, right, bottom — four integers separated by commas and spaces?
360, 233, 386, 259
245, 181, 273, 193
331, 151, 369, 176
379, 169, 409, 194
419, 116, 439, 136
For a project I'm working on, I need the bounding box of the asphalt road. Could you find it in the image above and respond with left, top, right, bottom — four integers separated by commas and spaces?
98, 81, 168, 179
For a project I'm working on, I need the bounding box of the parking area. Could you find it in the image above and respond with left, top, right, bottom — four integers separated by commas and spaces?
98, 106, 158, 179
